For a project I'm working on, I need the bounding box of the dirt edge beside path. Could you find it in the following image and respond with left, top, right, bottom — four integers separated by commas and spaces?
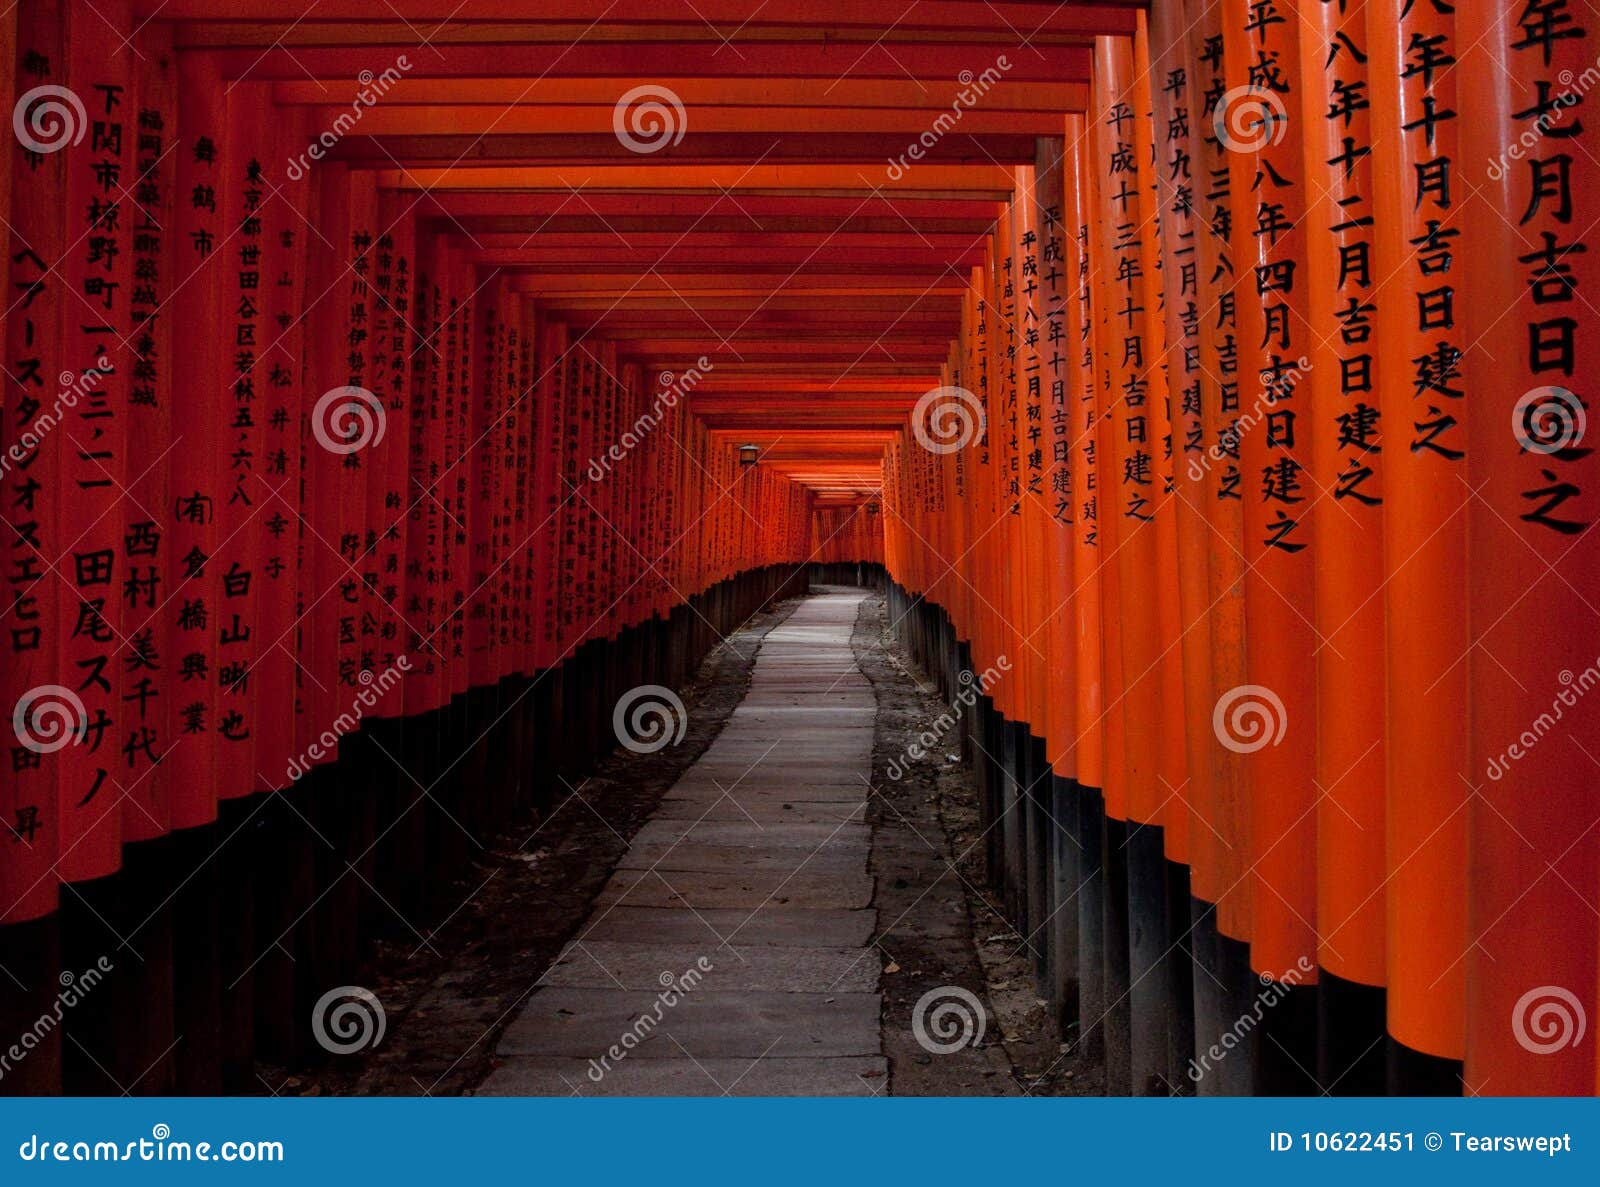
854, 591, 1100, 1096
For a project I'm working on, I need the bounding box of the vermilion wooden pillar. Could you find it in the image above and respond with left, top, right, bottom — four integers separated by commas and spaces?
1033, 135, 1081, 1028
1369, 0, 1470, 1091
1146, 0, 1203, 1093
1064, 112, 1108, 1071
1, 0, 67, 1097
1458, 0, 1598, 1098
1186, 0, 1255, 1024
1219, 0, 1320, 1094
1297, 0, 1388, 1095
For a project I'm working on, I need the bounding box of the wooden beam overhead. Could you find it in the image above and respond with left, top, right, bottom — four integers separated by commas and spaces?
332, 132, 1043, 164
195, 42, 1094, 83
143, 3, 1084, 492
272, 77, 1089, 111
150, 0, 1139, 30
374, 163, 1014, 193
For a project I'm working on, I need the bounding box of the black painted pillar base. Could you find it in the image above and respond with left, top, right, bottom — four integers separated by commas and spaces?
505, 676, 531, 823
973, 694, 997, 881
485, 677, 516, 829
171, 822, 223, 1094
667, 604, 689, 689
1317, 971, 1387, 1094
457, 685, 495, 848
346, 732, 382, 947
60, 839, 177, 1095
0, 913, 62, 1094
1214, 931, 1260, 1095
217, 794, 260, 1093
309, 766, 362, 1008
376, 712, 430, 926
254, 782, 317, 1067
1387, 1036, 1464, 1096
1048, 774, 1081, 1032
1187, 898, 1223, 1096
1075, 783, 1107, 1066
957, 642, 975, 764
429, 695, 472, 876
1101, 814, 1132, 1093
1125, 821, 1168, 1096
1024, 733, 1050, 991
1164, 860, 1196, 1096
528, 676, 558, 817
1254, 980, 1320, 1095
1000, 720, 1024, 924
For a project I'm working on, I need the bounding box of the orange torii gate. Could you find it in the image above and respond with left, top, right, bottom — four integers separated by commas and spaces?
878, 0, 1598, 1100
0, 0, 1595, 1101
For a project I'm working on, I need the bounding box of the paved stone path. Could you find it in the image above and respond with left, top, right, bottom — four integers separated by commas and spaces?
480, 590, 884, 1095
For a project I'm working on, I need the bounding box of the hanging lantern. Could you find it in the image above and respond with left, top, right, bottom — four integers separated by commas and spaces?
738, 443, 760, 468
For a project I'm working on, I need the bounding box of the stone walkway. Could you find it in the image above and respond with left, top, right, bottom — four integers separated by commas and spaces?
480, 589, 884, 1095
